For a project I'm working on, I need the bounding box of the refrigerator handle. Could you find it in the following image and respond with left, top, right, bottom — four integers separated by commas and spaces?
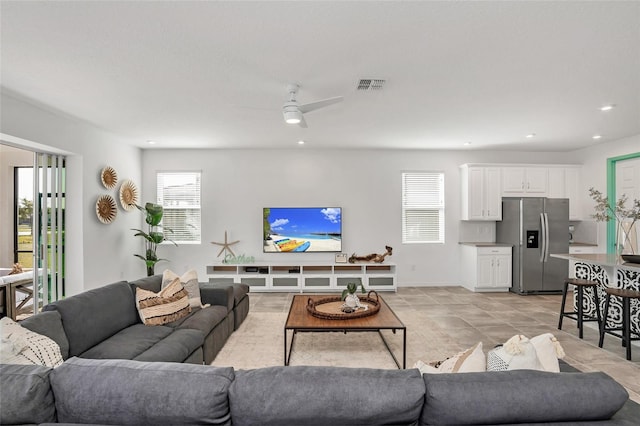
539, 213, 546, 263
544, 212, 550, 262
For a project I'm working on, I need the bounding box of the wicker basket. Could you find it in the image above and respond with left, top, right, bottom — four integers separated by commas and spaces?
306, 290, 380, 320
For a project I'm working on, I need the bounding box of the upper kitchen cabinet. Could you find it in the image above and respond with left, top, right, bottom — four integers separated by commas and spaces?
548, 166, 583, 220
460, 165, 502, 221
501, 167, 548, 195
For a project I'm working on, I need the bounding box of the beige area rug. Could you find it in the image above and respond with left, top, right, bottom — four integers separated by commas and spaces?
211, 312, 403, 370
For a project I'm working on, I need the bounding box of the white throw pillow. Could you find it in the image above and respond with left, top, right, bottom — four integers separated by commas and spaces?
414, 342, 486, 374
487, 335, 543, 371
530, 333, 565, 372
0, 317, 63, 367
162, 269, 206, 308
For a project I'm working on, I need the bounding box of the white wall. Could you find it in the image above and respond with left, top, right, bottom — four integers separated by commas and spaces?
3, 90, 638, 290
1, 93, 143, 294
573, 134, 640, 251
142, 148, 574, 286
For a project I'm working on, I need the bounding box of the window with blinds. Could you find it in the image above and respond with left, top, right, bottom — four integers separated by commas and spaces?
402, 172, 445, 243
157, 171, 201, 244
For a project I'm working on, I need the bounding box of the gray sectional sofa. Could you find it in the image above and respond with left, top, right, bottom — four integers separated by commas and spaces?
18, 275, 249, 365
0, 357, 635, 425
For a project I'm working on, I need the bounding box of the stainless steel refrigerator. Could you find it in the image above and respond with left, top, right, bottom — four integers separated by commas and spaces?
496, 197, 569, 294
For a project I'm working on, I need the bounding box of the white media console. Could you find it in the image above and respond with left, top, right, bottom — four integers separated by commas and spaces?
206, 262, 397, 292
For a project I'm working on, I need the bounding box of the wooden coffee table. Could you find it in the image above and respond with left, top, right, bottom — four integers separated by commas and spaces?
284, 294, 406, 369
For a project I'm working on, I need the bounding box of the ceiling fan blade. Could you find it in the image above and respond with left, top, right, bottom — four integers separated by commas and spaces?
298, 115, 308, 128
298, 96, 343, 114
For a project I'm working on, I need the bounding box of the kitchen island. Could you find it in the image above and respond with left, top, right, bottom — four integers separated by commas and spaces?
550, 253, 640, 341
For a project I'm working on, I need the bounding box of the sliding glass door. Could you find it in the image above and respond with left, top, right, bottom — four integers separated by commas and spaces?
31, 153, 66, 313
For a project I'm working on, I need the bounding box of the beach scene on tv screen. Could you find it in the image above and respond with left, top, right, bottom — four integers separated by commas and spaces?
263, 207, 342, 252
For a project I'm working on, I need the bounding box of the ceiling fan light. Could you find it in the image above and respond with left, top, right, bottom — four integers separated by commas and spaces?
283, 109, 302, 124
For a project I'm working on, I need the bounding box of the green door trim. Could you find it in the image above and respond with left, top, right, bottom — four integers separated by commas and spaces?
606, 152, 640, 253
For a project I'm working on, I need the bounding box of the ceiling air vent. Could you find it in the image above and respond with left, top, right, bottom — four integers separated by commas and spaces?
357, 79, 386, 91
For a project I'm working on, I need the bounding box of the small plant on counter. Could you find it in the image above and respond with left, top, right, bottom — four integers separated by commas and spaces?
589, 187, 640, 255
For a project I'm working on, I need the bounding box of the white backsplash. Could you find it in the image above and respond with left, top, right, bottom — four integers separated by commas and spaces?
459, 221, 496, 242
570, 220, 599, 245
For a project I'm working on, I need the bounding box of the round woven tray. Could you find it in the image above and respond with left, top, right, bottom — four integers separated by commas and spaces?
306, 290, 380, 320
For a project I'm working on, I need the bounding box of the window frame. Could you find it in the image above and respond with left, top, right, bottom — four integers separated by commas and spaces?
401, 171, 445, 244
156, 171, 202, 245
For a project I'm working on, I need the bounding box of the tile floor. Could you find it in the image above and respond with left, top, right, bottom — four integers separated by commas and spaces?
249, 286, 640, 403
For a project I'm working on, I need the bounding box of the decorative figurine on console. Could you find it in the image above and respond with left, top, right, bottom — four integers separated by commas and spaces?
348, 245, 392, 263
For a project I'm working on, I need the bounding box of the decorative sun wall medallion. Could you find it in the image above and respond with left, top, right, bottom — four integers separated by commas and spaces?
96, 195, 117, 224
119, 179, 138, 211
100, 166, 118, 189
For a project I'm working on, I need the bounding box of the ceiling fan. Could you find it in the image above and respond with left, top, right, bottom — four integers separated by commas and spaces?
282, 84, 343, 128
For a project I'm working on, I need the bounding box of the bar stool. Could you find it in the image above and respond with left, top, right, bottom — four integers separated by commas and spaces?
558, 278, 602, 339
598, 288, 640, 361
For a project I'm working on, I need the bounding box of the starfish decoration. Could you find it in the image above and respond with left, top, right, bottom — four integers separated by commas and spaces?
211, 231, 240, 258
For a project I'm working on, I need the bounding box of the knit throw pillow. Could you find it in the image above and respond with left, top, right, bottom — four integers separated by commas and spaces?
136, 277, 191, 325
0, 317, 63, 367
162, 269, 205, 309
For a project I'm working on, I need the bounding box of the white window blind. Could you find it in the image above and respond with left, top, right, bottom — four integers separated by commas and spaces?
157, 171, 201, 244
402, 172, 445, 243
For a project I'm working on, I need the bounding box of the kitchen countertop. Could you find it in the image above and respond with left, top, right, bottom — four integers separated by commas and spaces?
458, 242, 513, 247
550, 253, 640, 270
569, 242, 598, 247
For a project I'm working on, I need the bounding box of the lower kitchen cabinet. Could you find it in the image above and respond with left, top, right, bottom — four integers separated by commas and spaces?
461, 245, 512, 292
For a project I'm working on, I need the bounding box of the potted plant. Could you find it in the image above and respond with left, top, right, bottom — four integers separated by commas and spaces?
341, 281, 366, 309
589, 187, 640, 257
131, 202, 177, 276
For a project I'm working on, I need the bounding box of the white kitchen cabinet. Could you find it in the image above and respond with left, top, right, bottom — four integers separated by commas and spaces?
547, 166, 583, 220
460, 165, 502, 220
461, 245, 512, 292
502, 167, 548, 196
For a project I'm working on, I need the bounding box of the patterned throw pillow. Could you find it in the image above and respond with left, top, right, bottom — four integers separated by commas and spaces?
487, 335, 544, 371
0, 317, 63, 367
162, 269, 206, 308
414, 342, 486, 374
136, 277, 191, 326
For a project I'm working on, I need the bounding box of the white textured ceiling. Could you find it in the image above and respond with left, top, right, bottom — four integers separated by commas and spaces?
1, 1, 639, 151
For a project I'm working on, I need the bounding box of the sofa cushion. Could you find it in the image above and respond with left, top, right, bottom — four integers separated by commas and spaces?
0, 316, 64, 367
136, 278, 191, 326
229, 366, 425, 425
162, 269, 204, 308
130, 274, 162, 293
43, 281, 138, 357
421, 370, 629, 425
230, 283, 249, 306
51, 357, 234, 425
0, 363, 56, 424
20, 309, 70, 360
133, 328, 204, 363
79, 323, 173, 359
171, 305, 228, 336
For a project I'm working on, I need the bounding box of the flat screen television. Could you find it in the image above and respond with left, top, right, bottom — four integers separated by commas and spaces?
263, 207, 342, 253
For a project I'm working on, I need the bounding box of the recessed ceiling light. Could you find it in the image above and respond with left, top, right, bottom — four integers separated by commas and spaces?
147, 140, 156, 145
526, 133, 536, 138
463, 141, 472, 146
298, 140, 305, 145
600, 104, 615, 111
592, 135, 602, 140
